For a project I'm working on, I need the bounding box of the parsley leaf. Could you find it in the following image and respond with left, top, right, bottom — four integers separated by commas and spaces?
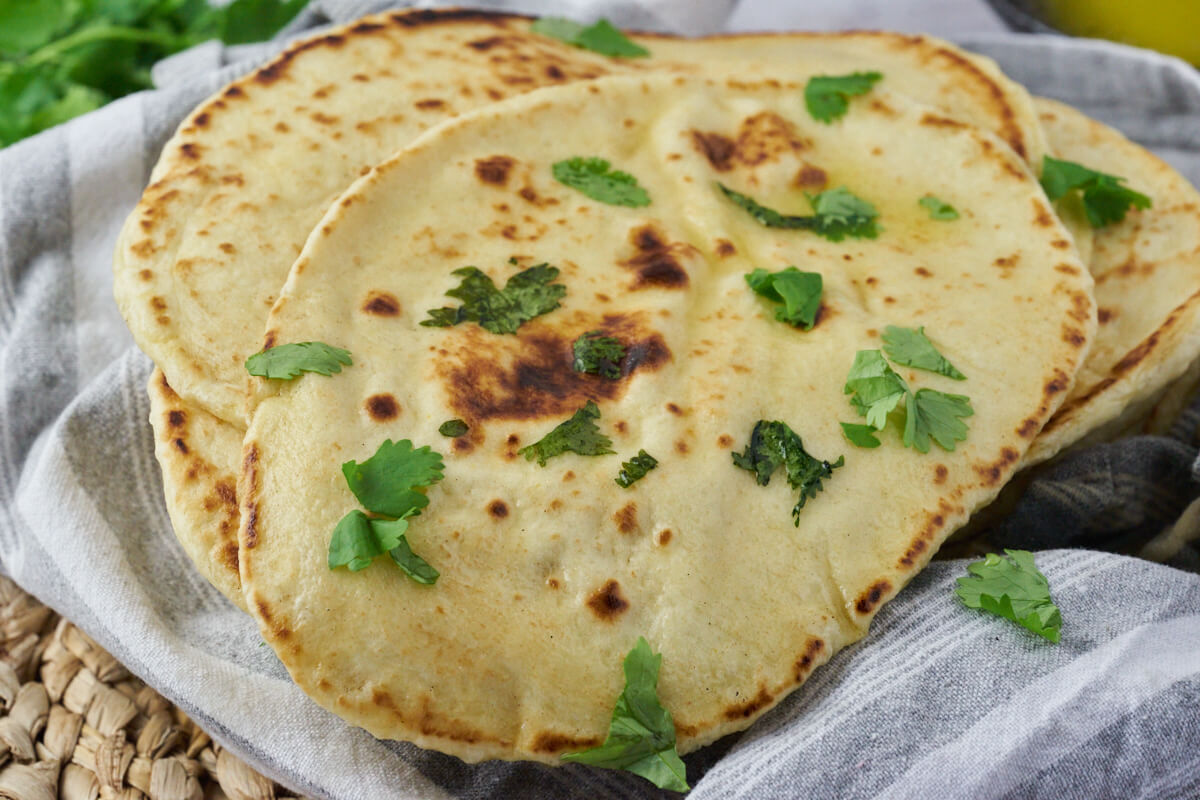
1039, 156, 1151, 228
244, 341, 352, 380
840, 422, 881, 448
519, 400, 615, 466
615, 450, 658, 488
530, 17, 649, 58
732, 420, 843, 524
903, 389, 973, 453
341, 439, 445, 519
804, 71, 883, 123
745, 267, 823, 330
438, 419, 468, 437
719, 183, 879, 242
955, 550, 1061, 642
573, 331, 626, 379
562, 637, 688, 792
552, 157, 650, 207
422, 263, 566, 335
919, 194, 959, 220
843, 350, 909, 429
882, 325, 965, 380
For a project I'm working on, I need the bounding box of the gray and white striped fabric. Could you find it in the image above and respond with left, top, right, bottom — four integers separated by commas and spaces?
1, 3, 1199, 797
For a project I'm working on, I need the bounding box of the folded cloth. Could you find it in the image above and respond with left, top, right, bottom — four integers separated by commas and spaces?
0, 5, 1198, 798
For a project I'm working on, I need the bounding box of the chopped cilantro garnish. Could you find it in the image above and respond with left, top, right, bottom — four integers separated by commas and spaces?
840, 422, 881, 448
732, 420, 843, 524
1039, 156, 1151, 228
843, 350, 909, 430
745, 267, 823, 330
882, 325, 965, 380
718, 183, 879, 242
562, 637, 688, 792
519, 400, 615, 466
955, 550, 1061, 642
421, 263, 566, 334
330, 439, 445, 584
573, 331, 626, 379
530, 17, 649, 58
552, 157, 650, 207
615, 450, 658, 488
341, 439, 444, 519
903, 388, 973, 453
919, 195, 959, 220
244, 341, 351, 380
804, 71, 883, 123
438, 419, 469, 437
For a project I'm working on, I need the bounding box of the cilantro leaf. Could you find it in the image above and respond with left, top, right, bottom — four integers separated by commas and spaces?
388, 531, 440, 585
552, 157, 650, 207
531, 17, 649, 58
615, 450, 658, 488
244, 341, 352, 380
573, 330, 626, 379
903, 389, 973, 453
732, 420, 843, 524
422, 263, 566, 335
219, 0, 308, 45
804, 71, 883, 123
840, 422, 881, 448
919, 194, 959, 220
882, 325, 965, 380
1040, 156, 1151, 228
328, 510, 411, 572
562, 637, 688, 792
718, 183, 879, 242
438, 419, 469, 437
843, 350, 908, 429
519, 400, 615, 466
341, 440, 445, 518
745, 267, 823, 330
955, 550, 1061, 642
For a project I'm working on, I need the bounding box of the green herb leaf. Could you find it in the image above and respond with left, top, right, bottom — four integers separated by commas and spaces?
244, 341, 352, 380
882, 325, 965, 380
745, 267, 823, 330
219, 0, 307, 45
1040, 156, 1151, 228
955, 550, 1061, 642
615, 450, 658, 488
438, 419, 469, 437
388, 531, 440, 585
573, 330, 626, 379
328, 510, 411, 572
804, 71, 883, 123
341, 439, 445, 518
562, 637, 688, 792
919, 194, 959, 220
531, 17, 649, 58
552, 157, 650, 207
421, 263, 566, 335
840, 422, 881, 448
519, 400, 615, 466
719, 183, 879, 242
732, 420, 843, 524
0, 0, 69, 55
903, 388, 973, 453
843, 350, 909, 429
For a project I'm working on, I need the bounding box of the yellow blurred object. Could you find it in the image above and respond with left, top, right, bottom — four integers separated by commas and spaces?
1039, 0, 1200, 65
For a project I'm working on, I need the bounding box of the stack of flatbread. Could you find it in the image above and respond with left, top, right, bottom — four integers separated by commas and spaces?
110, 7, 1200, 785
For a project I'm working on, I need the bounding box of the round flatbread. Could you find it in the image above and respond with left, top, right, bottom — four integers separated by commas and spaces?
124, 8, 1053, 607
239, 74, 1093, 762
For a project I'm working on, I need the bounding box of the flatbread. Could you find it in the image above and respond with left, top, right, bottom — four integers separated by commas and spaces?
1024, 98, 1200, 465
239, 74, 1093, 761
125, 8, 1052, 606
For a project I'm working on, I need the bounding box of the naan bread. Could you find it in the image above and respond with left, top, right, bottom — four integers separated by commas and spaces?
239, 74, 1093, 761
123, 8, 1050, 607
1025, 98, 1200, 464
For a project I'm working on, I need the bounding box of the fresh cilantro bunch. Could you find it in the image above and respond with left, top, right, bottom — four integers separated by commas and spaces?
0, 0, 306, 147
732, 419, 843, 524
1040, 156, 1151, 228
842, 327, 972, 453
956, 550, 1062, 642
718, 183, 879, 242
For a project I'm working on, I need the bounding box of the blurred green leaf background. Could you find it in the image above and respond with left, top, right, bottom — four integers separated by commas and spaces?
0, 0, 306, 147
